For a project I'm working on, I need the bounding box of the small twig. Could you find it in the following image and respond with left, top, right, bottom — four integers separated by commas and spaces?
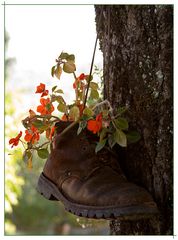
111, 119, 117, 130
83, 6, 103, 109
32, 141, 50, 150
92, 99, 114, 116
48, 119, 61, 125
112, 105, 129, 120
19, 139, 26, 150
73, 72, 78, 103
59, 120, 79, 138
83, 35, 98, 109
82, 85, 87, 103
31, 115, 60, 121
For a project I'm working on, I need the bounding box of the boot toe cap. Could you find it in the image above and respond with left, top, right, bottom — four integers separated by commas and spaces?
62, 167, 157, 214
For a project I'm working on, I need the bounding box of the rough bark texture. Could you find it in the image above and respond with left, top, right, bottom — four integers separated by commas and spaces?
95, 5, 173, 235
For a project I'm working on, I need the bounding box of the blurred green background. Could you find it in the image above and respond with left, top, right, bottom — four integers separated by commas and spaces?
5, 5, 107, 234
5, 148, 109, 235
5, 28, 109, 235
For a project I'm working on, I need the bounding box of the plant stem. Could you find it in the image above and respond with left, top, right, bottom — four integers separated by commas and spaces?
19, 139, 26, 150
32, 141, 50, 150
83, 35, 98, 109
111, 119, 118, 131
59, 120, 79, 138
73, 72, 78, 104
92, 99, 114, 116
83, 7, 104, 109
92, 99, 109, 110
73, 72, 77, 79
31, 114, 60, 121
82, 85, 87, 103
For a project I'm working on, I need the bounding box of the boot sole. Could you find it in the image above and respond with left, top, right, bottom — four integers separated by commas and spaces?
37, 172, 158, 220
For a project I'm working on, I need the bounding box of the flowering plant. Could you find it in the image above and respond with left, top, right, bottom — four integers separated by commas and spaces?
9, 52, 140, 168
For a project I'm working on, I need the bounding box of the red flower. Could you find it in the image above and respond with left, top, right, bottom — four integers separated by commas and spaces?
73, 74, 86, 90
35, 83, 49, 97
87, 113, 102, 134
96, 113, 102, 122
78, 73, 86, 81
49, 126, 56, 140
9, 131, 22, 148
45, 128, 51, 139
36, 98, 55, 115
24, 126, 40, 144
77, 104, 84, 116
61, 114, 68, 121
73, 79, 85, 90
73, 82, 77, 89
80, 81, 85, 90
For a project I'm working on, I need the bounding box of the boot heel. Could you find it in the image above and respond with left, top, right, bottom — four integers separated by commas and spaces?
37, 173, 57, 201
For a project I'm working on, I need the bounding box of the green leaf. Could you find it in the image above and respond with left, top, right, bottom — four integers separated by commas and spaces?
90, 82, 99, 90
117, 106, 127, 115
77, 121, 87, 135
66, 54, 75, 62
102, 110, 109, 118
90, 89, 99, 100
37, 149, 49, 159
77, 126, 83, 135
52, 85, 57, 92
51, 66, 56, 77
99, 128, 108, 141
126, 131, 141, 143
114, 117, 128, 130
85, 75, 93, 82
59, 52, 69, 59
55, 89, 64, 94
55, 95, 65, 104
80, 120, 87, 129
83, 107, 94, 117
54, 65, 62, 80
32, 120, 44, 129
63, 61, 76, 73
80, 114, 91, 121
33, 120, 48, 131
114, 129, 127, 147
108, 134, 116, 148
95, 139, 107, 153
57, 103, 67, 113
69, 106, 80, 121
22, 119, 28, 129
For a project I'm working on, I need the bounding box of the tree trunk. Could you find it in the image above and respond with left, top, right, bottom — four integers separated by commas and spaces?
95, 5, 173, 235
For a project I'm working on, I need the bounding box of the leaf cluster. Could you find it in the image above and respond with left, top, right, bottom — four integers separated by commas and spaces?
10, 51, 141, 169
51, 52, 76, 80
77, 106, 141, 153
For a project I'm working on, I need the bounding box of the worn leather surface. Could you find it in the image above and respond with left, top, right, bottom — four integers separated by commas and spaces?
43, 121, 156, 207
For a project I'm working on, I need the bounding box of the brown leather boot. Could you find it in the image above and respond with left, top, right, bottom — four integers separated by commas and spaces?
37, 121, 158, 220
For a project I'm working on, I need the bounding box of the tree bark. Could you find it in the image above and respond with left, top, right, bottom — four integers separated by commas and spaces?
95, 5, 173, 235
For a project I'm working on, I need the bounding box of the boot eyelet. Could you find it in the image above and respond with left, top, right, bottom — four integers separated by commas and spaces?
65, 171, 71, 176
